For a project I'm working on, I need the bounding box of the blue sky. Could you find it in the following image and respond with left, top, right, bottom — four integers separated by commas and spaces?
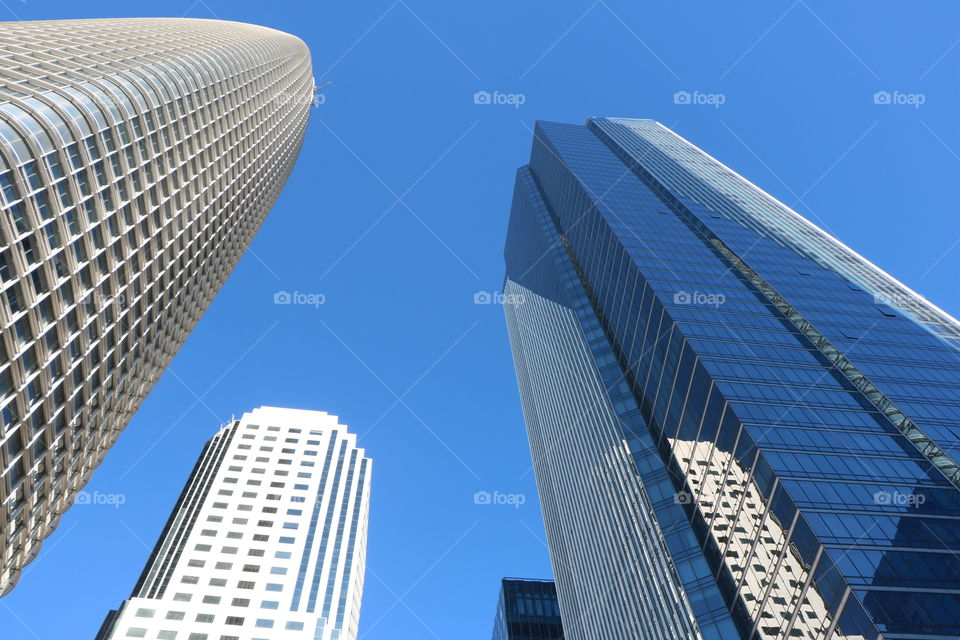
3, 1, 960, 638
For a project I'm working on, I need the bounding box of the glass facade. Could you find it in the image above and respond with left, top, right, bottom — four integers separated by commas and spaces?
503, 118, 960, 640
0, 19, 313, 595
491, 578, 565, 640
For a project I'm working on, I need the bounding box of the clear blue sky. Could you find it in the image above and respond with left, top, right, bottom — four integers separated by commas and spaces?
3, 1, 960, 638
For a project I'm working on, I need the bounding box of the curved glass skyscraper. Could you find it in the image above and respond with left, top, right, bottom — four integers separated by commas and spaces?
504, 118, 960, 639
0, 19, 313, 595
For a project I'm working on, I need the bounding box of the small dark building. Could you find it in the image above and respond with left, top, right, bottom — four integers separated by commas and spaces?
491, 578, 565, 640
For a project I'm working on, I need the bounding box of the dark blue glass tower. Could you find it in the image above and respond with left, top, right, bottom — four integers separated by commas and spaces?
503, 118, 960, 640
491, 578, 565, 640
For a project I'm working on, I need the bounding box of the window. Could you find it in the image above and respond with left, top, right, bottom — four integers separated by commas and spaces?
202, 596, 221, 604
166, 611, 185, 620
270, 567, 287, 575
209, 578, 227, 587
238, 581, 255, 590
157, 632, 177, 640
195, 614, 214, 623
181, 576, 199, 584
231, 598, 250, 607
221, 546, 238, 554
195, 544, 212, 551
225, 617, 245, 626
261, 600, 279, 609
125, 628, 147, 637
173, 593, 191, 602
255, 620, 274, 629
187, 635, 208, 640
285, 622, 305, 631
275, 551, 292, 559
215, 562, 232, 570
265, 583, 283, 592
134, 608, 155, 618
187, 560, 205, 568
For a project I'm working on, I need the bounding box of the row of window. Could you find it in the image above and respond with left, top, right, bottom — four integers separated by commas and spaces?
126, 620, 304, 638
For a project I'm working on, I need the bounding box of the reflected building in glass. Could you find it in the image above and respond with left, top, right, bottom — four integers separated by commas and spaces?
491, 578, 565, 640
0, 19, 313, 595
503, 117, 960, 640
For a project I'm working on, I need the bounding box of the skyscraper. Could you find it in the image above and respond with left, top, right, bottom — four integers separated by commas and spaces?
491, 578, 565, 640
503, 118, 960, 639
96, 406, 372, 640
0, 19, 312, 595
